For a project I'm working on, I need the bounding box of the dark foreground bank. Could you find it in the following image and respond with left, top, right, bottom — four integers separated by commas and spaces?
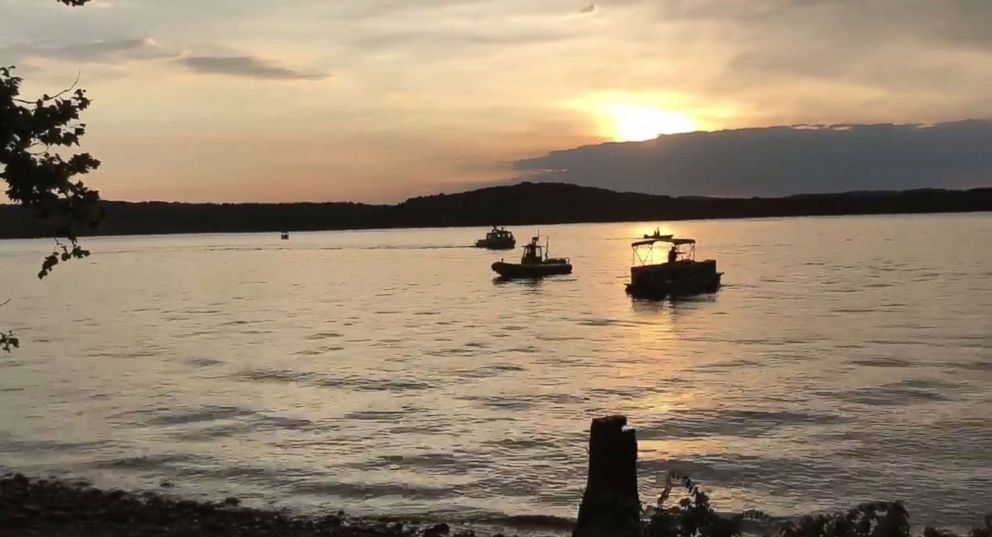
5, 416, 992, 537
3, 470, 991, 537
0, 473, 520, 537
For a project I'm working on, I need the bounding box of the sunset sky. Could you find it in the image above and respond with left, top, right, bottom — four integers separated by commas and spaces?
2, 0, 990, 202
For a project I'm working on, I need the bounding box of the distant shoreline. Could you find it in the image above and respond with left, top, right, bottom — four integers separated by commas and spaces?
1, 209, 989, 244
1, 182, 990, 240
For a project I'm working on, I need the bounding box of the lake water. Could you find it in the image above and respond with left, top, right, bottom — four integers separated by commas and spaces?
1, 214, 991, 533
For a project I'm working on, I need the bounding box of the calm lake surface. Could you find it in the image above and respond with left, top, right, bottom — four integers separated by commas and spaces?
1, 214, 991, 531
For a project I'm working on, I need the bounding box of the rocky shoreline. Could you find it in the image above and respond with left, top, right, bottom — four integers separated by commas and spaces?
0, 473, 527, 537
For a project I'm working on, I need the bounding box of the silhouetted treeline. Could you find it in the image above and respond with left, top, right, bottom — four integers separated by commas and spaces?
1, 182, 990, 239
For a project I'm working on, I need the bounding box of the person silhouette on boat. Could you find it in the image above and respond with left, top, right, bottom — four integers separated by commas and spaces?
668, 246, 678, 264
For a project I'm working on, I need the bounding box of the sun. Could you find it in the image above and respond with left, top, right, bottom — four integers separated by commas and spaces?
562, 92, 704, 142
604, 104, 697, 142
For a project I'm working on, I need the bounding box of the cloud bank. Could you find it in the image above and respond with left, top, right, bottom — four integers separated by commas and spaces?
515, 120, 992, 196
0, 38, 172, 63
176, 56, 328, 81
1, 37, 325, 81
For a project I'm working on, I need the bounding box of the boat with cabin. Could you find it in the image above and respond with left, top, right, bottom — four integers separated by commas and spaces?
475, 226, 516, 249
625, 236, 722, 298
492, 236, 572, 279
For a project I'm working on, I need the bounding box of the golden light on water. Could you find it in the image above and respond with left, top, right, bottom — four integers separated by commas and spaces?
605, 104, 696, 142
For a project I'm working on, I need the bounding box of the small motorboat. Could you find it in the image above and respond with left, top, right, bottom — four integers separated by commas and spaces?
643, 227, 672, 240
492, 236, 572, 279
625, 236, 722, 298
475, 226, 516, 249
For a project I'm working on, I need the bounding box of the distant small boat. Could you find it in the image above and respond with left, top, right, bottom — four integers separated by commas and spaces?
643, 227, 672, 240
625, 236, 722, 298
475, 226, 516, 250
281, 231, 290, 240
492, 236, 572, 279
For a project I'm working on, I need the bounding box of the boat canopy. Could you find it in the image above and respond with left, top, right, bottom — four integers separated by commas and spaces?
631, 236, 700, 265
631, 236, 696, 248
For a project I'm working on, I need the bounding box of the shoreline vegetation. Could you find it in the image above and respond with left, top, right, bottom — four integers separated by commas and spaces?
1, 182, 991, 240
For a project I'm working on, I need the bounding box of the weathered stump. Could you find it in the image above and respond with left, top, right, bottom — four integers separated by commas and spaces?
572, 415, 640, 537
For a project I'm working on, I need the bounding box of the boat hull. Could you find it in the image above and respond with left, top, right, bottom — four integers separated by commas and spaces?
492, 261, 572, 279
475, 239, 516, 250
626, 260, 722, 298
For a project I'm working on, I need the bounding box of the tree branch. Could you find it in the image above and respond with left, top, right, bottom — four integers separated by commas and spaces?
1, 0, 97, 353
11, 70, 82, 104
1, 299, 18, 353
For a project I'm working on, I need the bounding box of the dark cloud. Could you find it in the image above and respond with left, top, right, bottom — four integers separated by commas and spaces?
0, 38, 173, 63
176, 56, 328, 81
515, 120, 992, 196
2, 38, 330, 82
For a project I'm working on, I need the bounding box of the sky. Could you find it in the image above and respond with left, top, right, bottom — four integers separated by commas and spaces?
2, 0, 990, 202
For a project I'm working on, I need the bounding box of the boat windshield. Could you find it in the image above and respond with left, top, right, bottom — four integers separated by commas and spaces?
522, 237, 544, 263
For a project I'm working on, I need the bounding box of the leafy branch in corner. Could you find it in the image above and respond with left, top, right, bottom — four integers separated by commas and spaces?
0, 331, 17, 352
0, 299, 18, 352
1, 66, 102, 278
1, 0, 98, 351
2, 0, 100, 280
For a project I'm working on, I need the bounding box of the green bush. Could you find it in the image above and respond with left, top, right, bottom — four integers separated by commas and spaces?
644, 473, 767, 537
782, 502, 910, 537
643, 473, 989, 537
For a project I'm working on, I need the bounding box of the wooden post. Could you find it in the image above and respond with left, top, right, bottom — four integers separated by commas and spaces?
573, 415, 640, 537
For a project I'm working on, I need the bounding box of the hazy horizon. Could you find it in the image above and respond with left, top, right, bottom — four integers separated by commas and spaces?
3, 0, 991, 202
